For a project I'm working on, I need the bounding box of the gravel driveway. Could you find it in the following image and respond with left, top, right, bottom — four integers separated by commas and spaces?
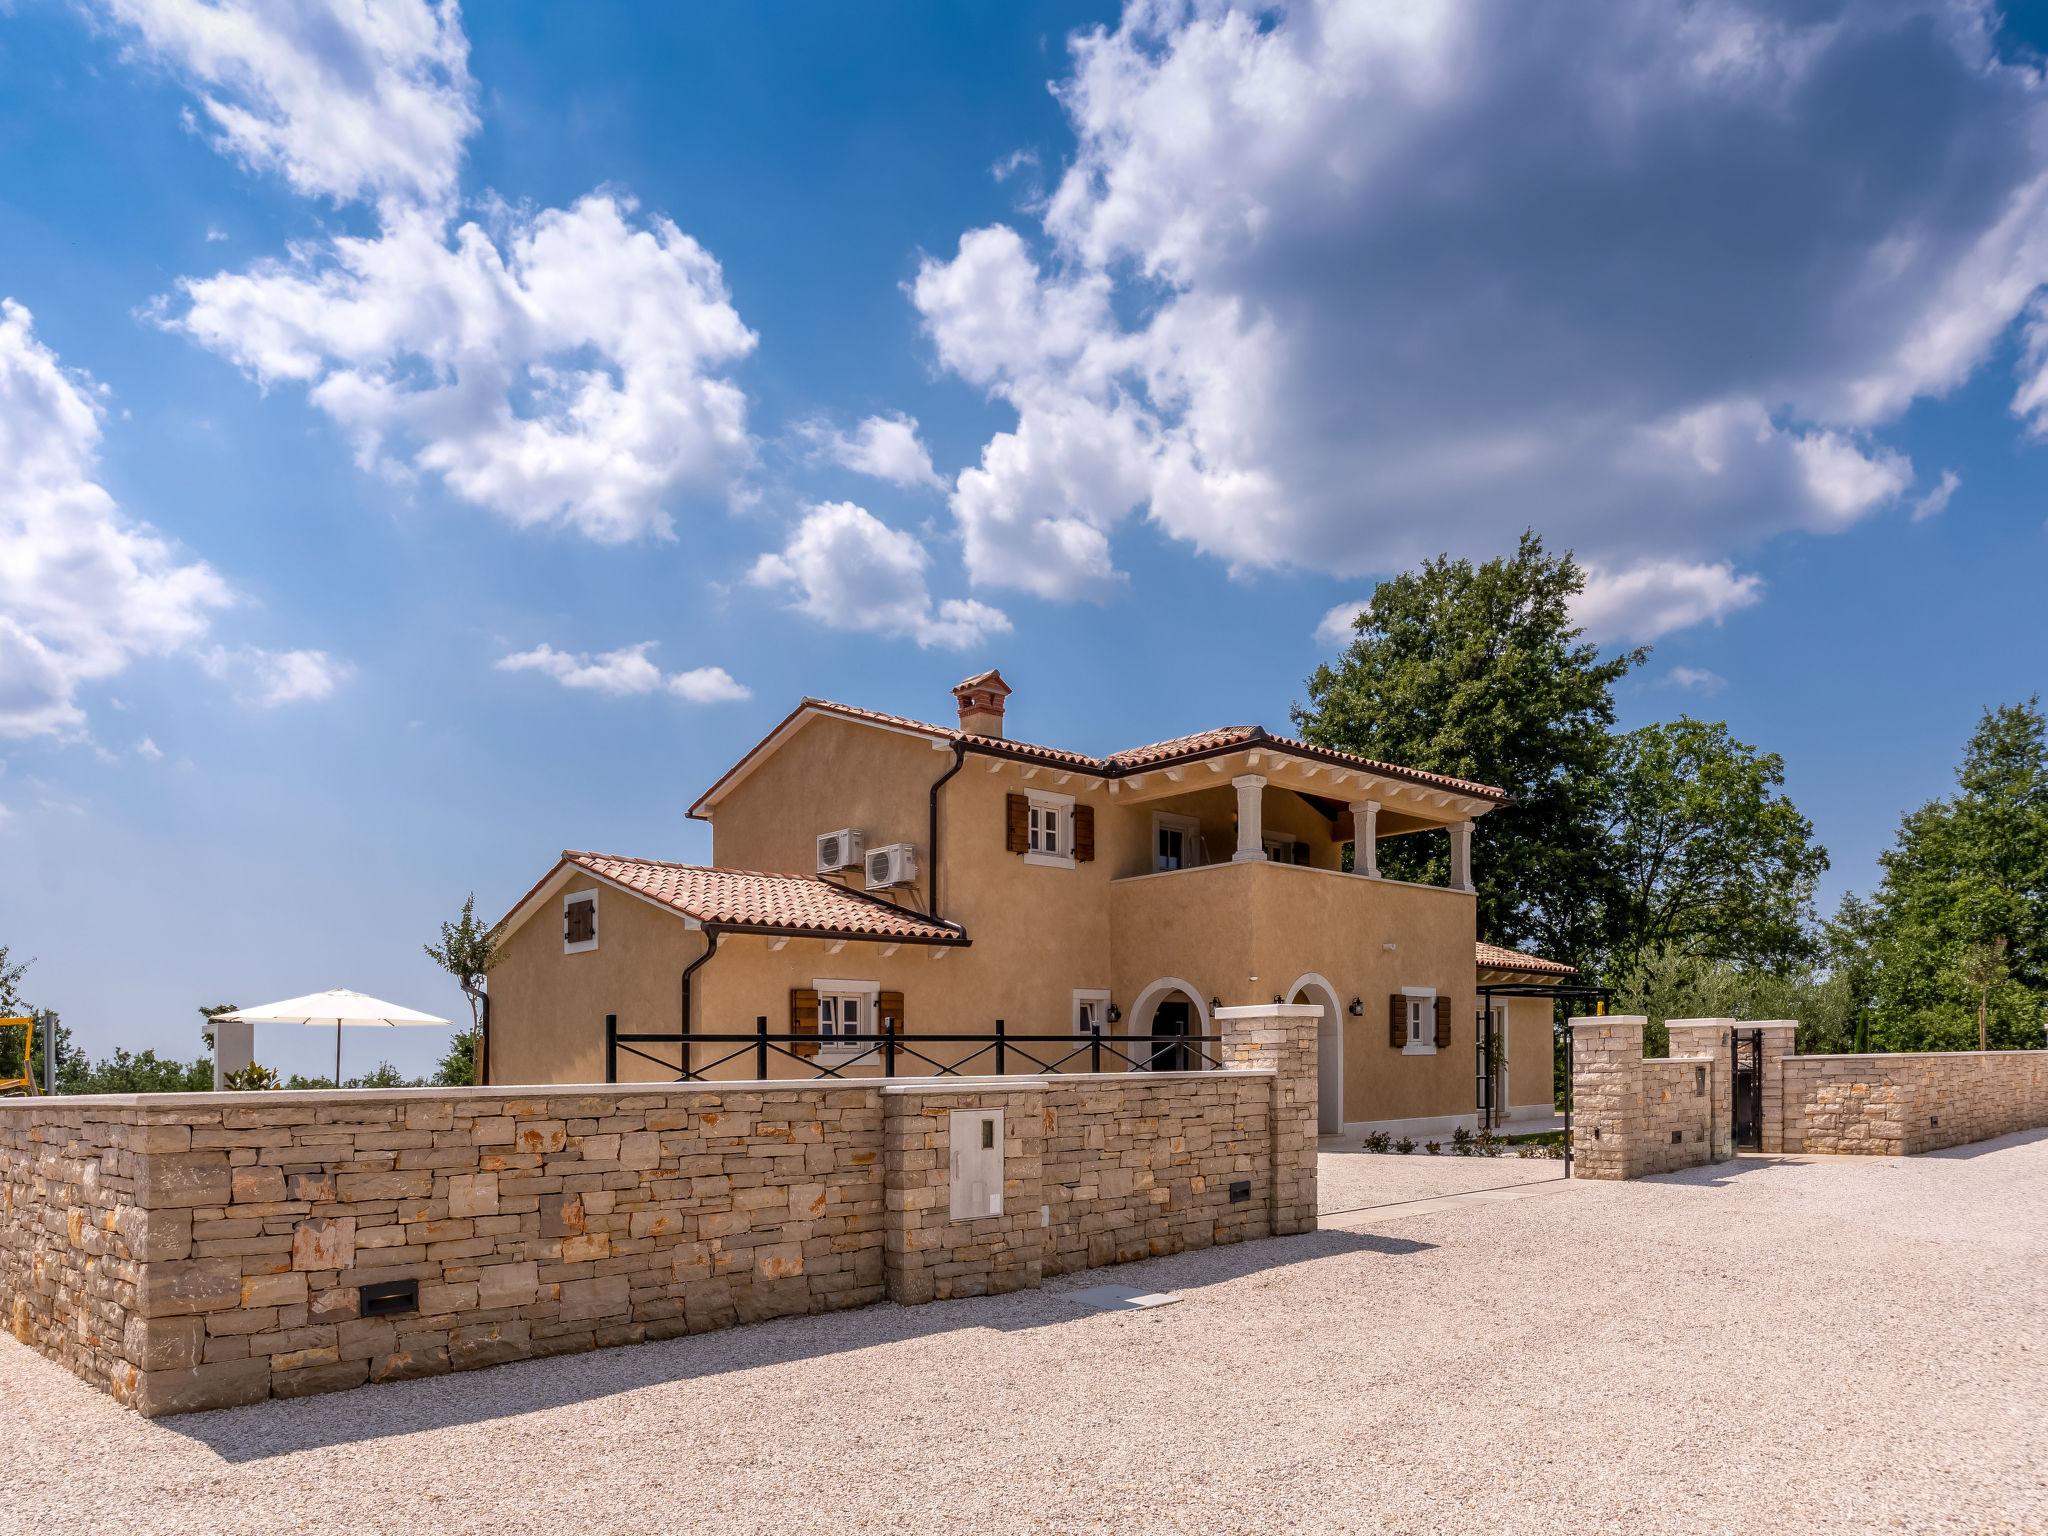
5, 1134, 2044, 1535
1317, 1142, 1564, 1213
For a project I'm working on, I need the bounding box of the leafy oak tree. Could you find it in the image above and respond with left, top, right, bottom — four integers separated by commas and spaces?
1295, 531, 1641, 964
1864, 700, 2048, 1050
1600, 717, 1828, 990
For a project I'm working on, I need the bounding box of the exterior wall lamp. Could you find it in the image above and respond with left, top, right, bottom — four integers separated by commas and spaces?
1106, 1003, 1122, 1024
1347, 998, 1364, 1016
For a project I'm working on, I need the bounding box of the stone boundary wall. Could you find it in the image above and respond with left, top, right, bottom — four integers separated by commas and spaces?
0, 1061, 1290, 1417
1567, 1017, 1722, 1181
1781, 1050, 2048, 1156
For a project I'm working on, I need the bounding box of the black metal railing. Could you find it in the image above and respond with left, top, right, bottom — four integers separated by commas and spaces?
603, 1015, 1225, 1084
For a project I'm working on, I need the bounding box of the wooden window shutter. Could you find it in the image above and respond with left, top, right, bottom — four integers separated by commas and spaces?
564, 898, 595, 945
1072, 805, 1095, 863
1433, 996, 1452, 1049
878, 991, 905, 1036
790, 988, 820, 1060
1005, 792, 1029, 854
1388, 994, 1406, 1049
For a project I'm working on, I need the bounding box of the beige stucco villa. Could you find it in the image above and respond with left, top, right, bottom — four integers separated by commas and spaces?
486, 671, 1579, 1137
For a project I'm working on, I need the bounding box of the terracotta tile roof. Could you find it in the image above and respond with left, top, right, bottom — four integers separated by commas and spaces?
1105, 726, 1261, 766
1474, 941, 1577, 977
688, 697, 1507, 818
558, 852, 968, 944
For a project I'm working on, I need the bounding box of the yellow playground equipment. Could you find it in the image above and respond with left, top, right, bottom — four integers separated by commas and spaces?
0, 1017, 38, 1096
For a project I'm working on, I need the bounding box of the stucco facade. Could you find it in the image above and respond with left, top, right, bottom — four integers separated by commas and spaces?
487, 677, 1571, 1134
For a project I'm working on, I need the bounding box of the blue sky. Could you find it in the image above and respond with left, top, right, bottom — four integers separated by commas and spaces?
1, 0, 2045, 1079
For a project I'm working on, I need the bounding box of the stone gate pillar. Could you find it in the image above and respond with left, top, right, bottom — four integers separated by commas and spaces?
1568, 1016, 1647, 1180
1214, 1003, 1320, 1235
1666, 1019, 1736, 1161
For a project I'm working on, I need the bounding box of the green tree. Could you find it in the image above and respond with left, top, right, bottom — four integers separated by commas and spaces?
66, 1049, 214, 1095
425, 893, 501, 1087
1865, 700, 2048, 1050
0, 946, 26, 1015
1821, 893, 1882, 1054
1295, 532, 1641, 963
1601, 718, 1828, 990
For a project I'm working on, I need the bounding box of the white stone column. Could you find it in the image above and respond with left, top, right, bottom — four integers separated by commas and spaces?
1348, 800, 1380, 878
211, 1017, 254, 1090
1449, 820, 1475, 892
1232, 775, 1267, 862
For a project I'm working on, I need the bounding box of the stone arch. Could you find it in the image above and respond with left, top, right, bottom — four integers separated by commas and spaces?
1126, 977, 1212, 1071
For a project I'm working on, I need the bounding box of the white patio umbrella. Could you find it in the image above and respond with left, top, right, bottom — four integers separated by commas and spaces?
214, 988, 449, 1085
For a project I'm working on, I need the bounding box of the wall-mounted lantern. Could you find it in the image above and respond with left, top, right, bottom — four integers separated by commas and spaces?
1347, 997, 1364, 1017
1106, 1002, 1122, 1025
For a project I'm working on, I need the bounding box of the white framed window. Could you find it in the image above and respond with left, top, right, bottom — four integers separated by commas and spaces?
563, 890, 599, 955
813, 979, 880, 1063
1072, 989, 1111, 1036
1261, 833, 1298, 862
1153, 812, 1202, 872
1024, 790, 1076, 869
1402, 986, 1438, 1056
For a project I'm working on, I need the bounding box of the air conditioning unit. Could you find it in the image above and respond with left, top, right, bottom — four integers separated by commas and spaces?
816, 828, 866, 874
865, 842, 918, 891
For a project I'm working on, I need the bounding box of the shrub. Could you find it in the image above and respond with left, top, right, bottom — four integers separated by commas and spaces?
1362, 1129, 1392, 1153
1423, 1139, 1442, 1155
1394, 1136, 1416, 1154
1451, 1125, 1474, 1156
223, 1062, 280, 1091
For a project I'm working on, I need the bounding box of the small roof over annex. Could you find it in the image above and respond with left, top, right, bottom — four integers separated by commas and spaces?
1474, 941, 1578, 980
498, 851, 970, 948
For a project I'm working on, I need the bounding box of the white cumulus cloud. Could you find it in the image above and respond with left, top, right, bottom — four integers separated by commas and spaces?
165, 196, 757, 543
799, 412, 945, 491
749, 501, 1012, 651
0, 299, 235, 739
1571, 560, 1764, 645
914, 0, 2048, 632
124, 2, 759, 545
1665, 666, 1728, 694
1911, 469, 1961, 522
1314, 600, 1368, 648
496, 642, 749, 703
199, 645, 352, 707
95, 0, 476, 211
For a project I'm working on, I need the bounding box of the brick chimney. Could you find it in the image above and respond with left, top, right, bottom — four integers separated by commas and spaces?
952, 669, 1011, 738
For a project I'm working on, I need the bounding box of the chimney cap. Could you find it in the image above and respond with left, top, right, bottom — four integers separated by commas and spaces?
952, 668, 1011, 700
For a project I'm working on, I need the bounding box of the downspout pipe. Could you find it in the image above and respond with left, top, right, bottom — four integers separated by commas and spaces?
678, 926, 724, 1080
928, 740, 967, 919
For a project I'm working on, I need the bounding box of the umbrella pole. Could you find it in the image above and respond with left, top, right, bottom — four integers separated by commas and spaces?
335, 1020, 341, 1088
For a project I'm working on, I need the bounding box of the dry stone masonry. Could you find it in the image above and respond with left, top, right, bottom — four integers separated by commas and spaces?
0, 1005, 1313, 1416
1568, 1017, 1718, 1181
1573, 1016, 2048, 1175
1782, 1050, 2048, 1155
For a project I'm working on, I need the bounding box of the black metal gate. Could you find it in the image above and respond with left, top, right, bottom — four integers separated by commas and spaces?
1731, 1027, 1763, 1150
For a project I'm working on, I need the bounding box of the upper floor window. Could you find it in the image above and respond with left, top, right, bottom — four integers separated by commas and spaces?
1154, 812, 1202, 872
563, 891, 598, 954
1029, 801, 1062, 856
1016, 789, 1080, 869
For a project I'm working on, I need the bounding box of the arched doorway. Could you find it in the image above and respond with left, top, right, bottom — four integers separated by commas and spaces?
1127, 978, 1211, 1072
1288, 973, 1344, 1135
